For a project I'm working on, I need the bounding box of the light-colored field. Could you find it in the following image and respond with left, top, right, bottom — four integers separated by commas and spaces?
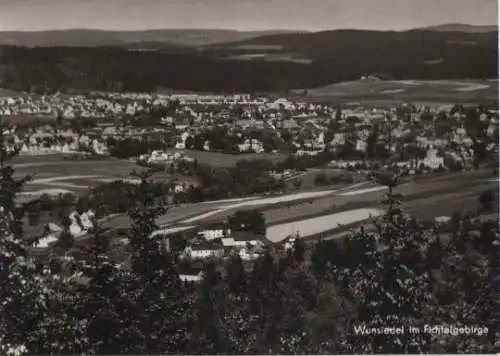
201, 197, 261, 204
151, 225, 195, 237
338, 186, 388, 196
30, 175, 101, 184
100, 169, 496, 241
179, 188, 341, 223
96, 178, 142, 184
293, 79, 498, 106
381, 88, 405, 94
0, 88, 22, 98
455, 84, 490, 92
13, 156, 141, 194
266, 208, 385, 242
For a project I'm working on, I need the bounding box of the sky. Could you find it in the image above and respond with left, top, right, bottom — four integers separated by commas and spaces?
0, 0, 497, 32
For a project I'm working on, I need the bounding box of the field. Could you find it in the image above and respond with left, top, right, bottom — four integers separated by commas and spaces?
266, 208, 384, 242
165, 149, 288, 168
12, 153, 497, 244
291, 79, 499, 107
0, 88, 22, 98
100, 168, 498, 244
2, 114, 58, 126
13, 155, 141, 195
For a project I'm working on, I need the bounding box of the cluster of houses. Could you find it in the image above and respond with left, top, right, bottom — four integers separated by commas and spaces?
36, 213, 267, 281
7, 126, 109, 156
35, 209, 96, 248
138, 150, 195, 165
1, 90, 498, 173
175, 225, 265, 262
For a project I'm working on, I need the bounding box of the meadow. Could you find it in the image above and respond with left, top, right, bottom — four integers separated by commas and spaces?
13, 156, 140, 194
266, 208, 385, 242
291, 79, 499, 107
165, 149, 288, 168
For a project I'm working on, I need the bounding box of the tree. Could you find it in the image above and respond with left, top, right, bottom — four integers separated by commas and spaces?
191, 260, 230, 353
28, 209, 41, 226
335, 107, 342, 121
57, 230, 74, 252
70, 119, 83, 136
71, 218, 126, 354
435, 227, 499, 353
311, 239, 343, 277
225, 255, 247, 294
479, 189, 495, 212
184, 135, 194, 149
338, 137, 436, 352
193, 134, 205, 151
122, 169, 193, 354
314, 172, 328, 186
0, 120, 46, 354
366, 125, 379, 159
228, 209, 266, 236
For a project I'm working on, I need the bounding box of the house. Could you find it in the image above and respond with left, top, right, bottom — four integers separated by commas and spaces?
237, 138, 264, 153
19, 103, 34, 114
183, 242, 225, 259
179, 272, 204, 283
282, 235, 298, 251
435, 216, 451, 224
198, 227, 227, 241
239, 247, 261, 261
225, 231, 265, 248
175, 131, 191, 149
68, 210, 95, 238
34, 223, 63, 248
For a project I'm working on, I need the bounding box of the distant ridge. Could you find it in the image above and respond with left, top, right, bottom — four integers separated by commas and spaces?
415, 23, 497, 33
0, 23, 496, 48
0, 29, 303, 48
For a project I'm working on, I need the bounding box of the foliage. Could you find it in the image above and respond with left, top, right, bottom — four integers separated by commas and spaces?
228, 209, 266, 236
479, 189, 496, 212
0, 123, 45, 354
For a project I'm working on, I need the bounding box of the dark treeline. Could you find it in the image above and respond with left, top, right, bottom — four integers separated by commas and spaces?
0, 46, 310, 93
0, 29, 497, 93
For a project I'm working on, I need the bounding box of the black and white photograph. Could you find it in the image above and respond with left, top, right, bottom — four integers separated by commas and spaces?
0, 0, 498, 354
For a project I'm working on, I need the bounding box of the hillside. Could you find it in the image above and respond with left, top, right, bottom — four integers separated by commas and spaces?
418, 23, 497, 33
0, 29, 299, 48
0, 29, 496, 94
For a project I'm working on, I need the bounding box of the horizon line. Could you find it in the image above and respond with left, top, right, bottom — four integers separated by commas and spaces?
0, 23, 497, 33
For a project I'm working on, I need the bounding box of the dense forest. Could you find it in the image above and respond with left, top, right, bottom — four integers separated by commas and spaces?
0, 29, 497, 93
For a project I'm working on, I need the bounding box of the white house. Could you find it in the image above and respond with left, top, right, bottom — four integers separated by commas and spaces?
68, 210, 95, 238
179, 273, 204, 283
184, 244, 225, 259
198, 228, 226, 241
35, 223, 63, 248
435, 216, 451, 224
175, 132, 190, 149
239, 248, 260, 261
237, 138, 264, 153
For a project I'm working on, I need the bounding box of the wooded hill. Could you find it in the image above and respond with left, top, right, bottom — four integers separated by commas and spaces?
0, 28, 497, 93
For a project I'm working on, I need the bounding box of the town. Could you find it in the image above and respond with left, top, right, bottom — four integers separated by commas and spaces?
1, 89, 497, 281
0, 2, 498, 351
